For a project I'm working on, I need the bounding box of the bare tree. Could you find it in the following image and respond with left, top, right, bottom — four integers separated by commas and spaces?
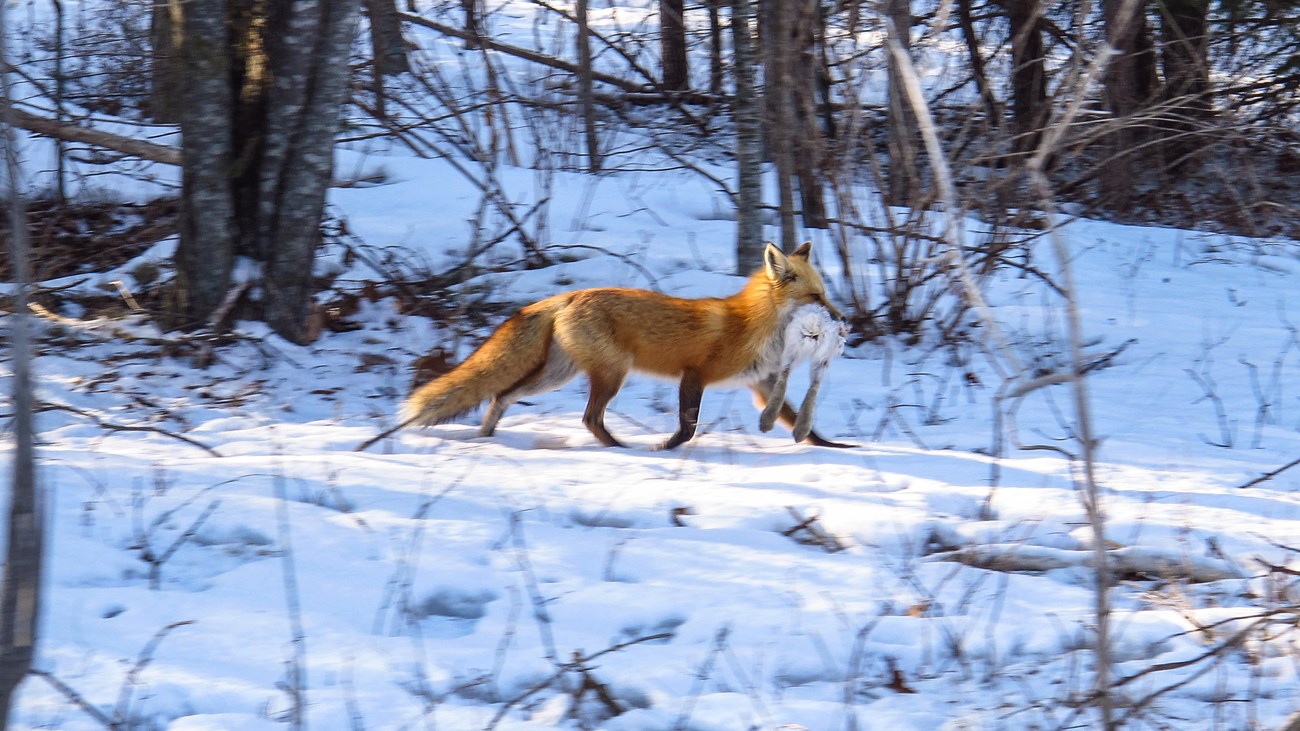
1100, 0, 1158, 206
957, 0, 1001, 130
660, 0, 689, 91
463, 0, 482, 48
172, 0, 234, 330
366, 0, 410, 118
732, 0, 764, 272
886, 0, 919, 206
0, 5, 43, 724
706, 0, 725, 96
1157, 0, 1212, 167
1001, 0, 1048, 159
366, 0, 410, 77
791, 0, 827, 229
169, 0, 362, 343
577, 0, 600, 171
763, 0, 799, 248
148, 0, 182, 123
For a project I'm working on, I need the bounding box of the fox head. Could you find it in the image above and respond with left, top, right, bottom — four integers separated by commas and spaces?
764, 242, 843, 320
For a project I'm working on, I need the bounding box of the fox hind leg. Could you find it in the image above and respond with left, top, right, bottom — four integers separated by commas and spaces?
481, 346, 579, 436
582, 365, 630, 447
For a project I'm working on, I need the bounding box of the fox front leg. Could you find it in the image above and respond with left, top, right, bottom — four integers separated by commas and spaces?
660, 371, 704, 450
758, 369, 791, 433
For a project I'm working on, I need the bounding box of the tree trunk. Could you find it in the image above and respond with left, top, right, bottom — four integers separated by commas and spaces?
170, 0, 361, 342
791, 0, 826, 229
463, 0, 481, 49
764, 0, 798, 248
259, 0, 362, 343
173, 0, 236, 328
886, 0, 919, 206
707, 0, 724, 97
1101, 0, 1158, 207
366, 0, 409, 76
365, 0, 409, 118
0, 8, 43, 723
1158, 0, 1211, 168
1003, 0, 1048, 159
957, 0, 1000, 131
149, 0, 183, 123
577, 0, 600, 172
660, 0, 689, 91
731, 0, 763, 272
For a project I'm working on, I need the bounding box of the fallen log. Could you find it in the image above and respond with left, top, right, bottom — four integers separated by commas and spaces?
936, 542, 1244, 583
5, 106, 180, 165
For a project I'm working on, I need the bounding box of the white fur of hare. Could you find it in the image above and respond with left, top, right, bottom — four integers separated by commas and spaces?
758, 304, 847, 442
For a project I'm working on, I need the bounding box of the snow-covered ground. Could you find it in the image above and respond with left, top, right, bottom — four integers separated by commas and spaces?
4, 2, 1300, 729
4, 147, 1300, 729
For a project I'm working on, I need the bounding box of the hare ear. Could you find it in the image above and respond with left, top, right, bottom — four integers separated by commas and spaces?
791, 241, 813, 260
764, 242, 789, 281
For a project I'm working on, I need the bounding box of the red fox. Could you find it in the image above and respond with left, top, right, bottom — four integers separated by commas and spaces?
386, 242, 851, 450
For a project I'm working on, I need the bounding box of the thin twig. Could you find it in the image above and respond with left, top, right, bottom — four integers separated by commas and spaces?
484, 632, 673, 730
272, 447, 308, 730
1237, 456, 1300, 490
38, 401, 222, 457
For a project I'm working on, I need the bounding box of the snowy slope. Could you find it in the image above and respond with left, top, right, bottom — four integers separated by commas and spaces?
3, 1, 1300, 728
4, 150, 1300, 730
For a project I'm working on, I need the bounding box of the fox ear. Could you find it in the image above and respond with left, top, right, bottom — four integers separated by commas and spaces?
763, 242, 789, 281
792, 241, 812, 261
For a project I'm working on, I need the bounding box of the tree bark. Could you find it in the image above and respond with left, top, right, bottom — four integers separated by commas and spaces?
170, 0, 361, 342
886, 0, 919, 206
957, 0, 1000, 131
1101, 0, 1158, 207
792, 0, 826, 228
1158, 0, 1211, 167
366, 0, 409, 76
660, 0, 689, 91
149, 0, 184, 123
706, 0, 724, 96
365, 0, 409, 118
259, 0, 362, 342
0, 8, 43, 723
577, 0, 600, 171
1002, 0, 1048, 159
731, 0, 763, 272
764, 0, 798, 248
174, 0, 235, 328
463, 0, 481, 49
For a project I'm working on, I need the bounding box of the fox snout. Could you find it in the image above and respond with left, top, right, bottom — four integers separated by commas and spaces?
814, 296, 845, 322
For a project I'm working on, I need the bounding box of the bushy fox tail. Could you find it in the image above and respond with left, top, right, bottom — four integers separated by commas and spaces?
402, 305, 556, 427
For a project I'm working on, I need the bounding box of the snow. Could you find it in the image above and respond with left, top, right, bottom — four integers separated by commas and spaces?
5, 151, 1299, 729
4, 2, 1300, 730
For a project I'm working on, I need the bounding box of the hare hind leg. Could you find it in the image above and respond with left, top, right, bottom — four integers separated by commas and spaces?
792, 357, 829, 443
758, 369, 791, 433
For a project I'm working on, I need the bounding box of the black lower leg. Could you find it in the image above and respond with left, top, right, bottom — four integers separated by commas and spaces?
660, 372, 703, 450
